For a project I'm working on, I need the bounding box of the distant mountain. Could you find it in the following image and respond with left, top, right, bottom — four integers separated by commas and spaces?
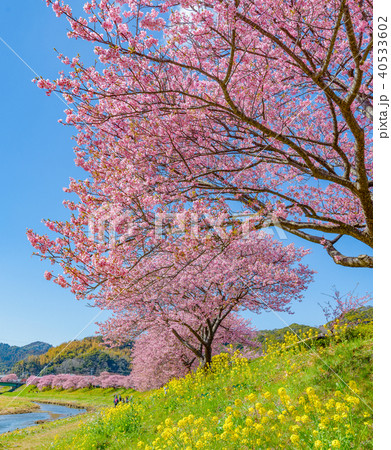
12, 336, 132, 377
0, 341, 52, 373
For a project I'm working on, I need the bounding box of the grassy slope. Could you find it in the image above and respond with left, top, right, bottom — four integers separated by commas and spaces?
122, 328, 373, 449
0, 322, 373, 449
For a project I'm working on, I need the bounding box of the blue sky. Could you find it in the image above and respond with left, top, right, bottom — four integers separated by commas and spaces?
0, 2, 373, 347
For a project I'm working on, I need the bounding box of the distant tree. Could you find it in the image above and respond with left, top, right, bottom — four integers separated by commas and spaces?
27, 372, 133, 390
57, 358, 83, 374
319, 285, 372, 323
26, 375, 40, 386
99, 232, 312, 367
1, 373, 18, 382
0, 342, 51, 373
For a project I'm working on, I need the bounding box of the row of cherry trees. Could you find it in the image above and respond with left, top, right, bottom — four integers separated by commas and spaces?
26, 371, 133, 390
28, 0, 372, 388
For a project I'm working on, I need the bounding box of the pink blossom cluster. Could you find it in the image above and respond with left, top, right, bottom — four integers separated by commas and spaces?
25, 371, 133, 390
129, 315, 262, 391
319, 287, 372, 324
33, 0, 373, 269
97, 232, 312, 368
28, 0, 373, 390
1, 374, 19, 382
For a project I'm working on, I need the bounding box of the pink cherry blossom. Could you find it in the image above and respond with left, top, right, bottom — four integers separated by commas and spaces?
35, 0, 372, 269
1, 374, 18, 382
28, 0, 372, 385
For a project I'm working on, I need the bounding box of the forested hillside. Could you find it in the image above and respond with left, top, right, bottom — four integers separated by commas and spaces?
0, 341, 52, 373
12, 336, 132, 377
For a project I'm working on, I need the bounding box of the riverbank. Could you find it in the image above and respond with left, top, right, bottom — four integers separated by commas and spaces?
2, 385, 135, 411
0, 386, 136, 448
0, 397, 39, 416
0, 402, 86, 435
0, 409, 88, 449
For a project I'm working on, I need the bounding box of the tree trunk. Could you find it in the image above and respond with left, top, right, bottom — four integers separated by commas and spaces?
201, 344, 213, 368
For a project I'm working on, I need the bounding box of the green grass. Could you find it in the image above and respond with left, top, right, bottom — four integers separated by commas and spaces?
0, 387, 135, 449
2, 385, 134, 411
0, 320, 373, 449
0, 396, 40, 415
0, 411, 88, 449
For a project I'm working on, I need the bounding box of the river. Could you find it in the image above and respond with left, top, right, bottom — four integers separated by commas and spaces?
0, 402, 86, 434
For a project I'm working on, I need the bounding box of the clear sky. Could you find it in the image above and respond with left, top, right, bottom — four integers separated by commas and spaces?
0, 2, 373, 347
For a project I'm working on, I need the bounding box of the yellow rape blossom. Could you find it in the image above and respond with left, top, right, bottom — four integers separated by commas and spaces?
247, 393, 257, 402
290, 434, 300, 444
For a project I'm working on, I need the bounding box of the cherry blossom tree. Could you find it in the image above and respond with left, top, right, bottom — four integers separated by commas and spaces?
1, 374, 18, 382
130, 325, 199, 391
36, 0, 373, 268
61, 375, 79, 390
319, 285, 372, 323
51, 373, 71, 389
77, 375, 97, 389
26, 375, 40, 386
36, 374, 56, 390
129, 314, 258, 391
95, 232, 313, 367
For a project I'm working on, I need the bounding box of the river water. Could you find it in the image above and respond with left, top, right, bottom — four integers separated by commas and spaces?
0, 402, 86, 434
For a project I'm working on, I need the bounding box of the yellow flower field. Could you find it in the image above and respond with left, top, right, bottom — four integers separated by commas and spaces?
53, 318, 373, 449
